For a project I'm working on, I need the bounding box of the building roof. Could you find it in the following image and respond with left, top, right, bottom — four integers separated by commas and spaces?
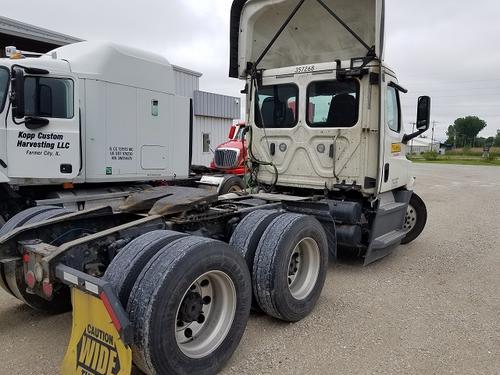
0, 16, 83, 46
172, 64, 202, 78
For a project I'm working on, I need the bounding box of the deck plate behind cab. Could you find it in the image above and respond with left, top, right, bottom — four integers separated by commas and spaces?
120, 186, 218, 215
62, 288, 132, 375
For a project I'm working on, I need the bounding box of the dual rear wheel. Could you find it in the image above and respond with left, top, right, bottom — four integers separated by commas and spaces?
231, 210, 329, 322
105, 232, 252, 375
105, 212, 329, 374
0, 206, 73, 313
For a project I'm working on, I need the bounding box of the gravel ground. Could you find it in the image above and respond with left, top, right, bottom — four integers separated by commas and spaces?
0, 163, 499, 375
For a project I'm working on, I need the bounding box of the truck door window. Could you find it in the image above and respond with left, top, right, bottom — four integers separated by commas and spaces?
24, 77, 74, 119
0, 67, 9, 112
386, 85, 401, 133
307, 79, 359, 128
255, 84, 298, 128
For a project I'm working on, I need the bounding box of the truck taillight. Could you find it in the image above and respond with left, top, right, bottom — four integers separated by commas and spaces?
42, 279, 53, 298
25, 271, 36, 289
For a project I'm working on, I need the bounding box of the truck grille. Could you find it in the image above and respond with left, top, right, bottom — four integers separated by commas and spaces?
214, 149, 238, 168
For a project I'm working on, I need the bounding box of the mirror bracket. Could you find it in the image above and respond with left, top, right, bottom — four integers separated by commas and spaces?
402, 130, 425, 145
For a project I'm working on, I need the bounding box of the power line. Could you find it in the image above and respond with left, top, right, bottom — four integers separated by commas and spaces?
404, 93, 500, 98
400, 78, 500, 85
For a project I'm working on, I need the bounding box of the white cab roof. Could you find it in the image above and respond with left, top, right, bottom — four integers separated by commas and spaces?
52, 41, 175, 93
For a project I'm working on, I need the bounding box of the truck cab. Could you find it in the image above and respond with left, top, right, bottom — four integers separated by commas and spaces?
230, 0, 430, 198
0, 42, 191, 221
210, 121, 248, 175
0, 54, 81, 183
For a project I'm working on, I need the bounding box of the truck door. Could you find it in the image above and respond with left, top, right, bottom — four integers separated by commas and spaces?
379, 78, 410, 193
6, 72, 80, 179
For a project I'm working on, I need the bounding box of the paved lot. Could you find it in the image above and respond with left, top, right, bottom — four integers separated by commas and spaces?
1, 164, 499, 375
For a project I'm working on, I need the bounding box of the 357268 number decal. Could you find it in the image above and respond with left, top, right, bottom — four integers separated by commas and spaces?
295, 65, 315, 74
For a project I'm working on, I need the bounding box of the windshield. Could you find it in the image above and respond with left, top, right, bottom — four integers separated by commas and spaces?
0, 68, 9, 112
234, 126, 245, 140
24, 76, 74, 118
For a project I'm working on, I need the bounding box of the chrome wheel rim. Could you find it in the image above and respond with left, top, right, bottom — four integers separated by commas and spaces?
175, 271, 236, 359
404, 204, 417, 232
287, 237, 320, 300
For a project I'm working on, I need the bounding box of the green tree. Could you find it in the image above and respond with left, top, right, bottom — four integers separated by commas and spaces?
445, 125, 456, 145
452, 116, 487, 146
495, 133, 500, 147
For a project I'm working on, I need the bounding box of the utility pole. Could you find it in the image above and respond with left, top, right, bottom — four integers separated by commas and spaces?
409, 122, 416, 154
431, 121, 439, 151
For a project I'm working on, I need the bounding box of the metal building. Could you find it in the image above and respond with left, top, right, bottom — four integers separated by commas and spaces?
0, 16, 83, 56
0, 16, 241, 167
171, 66, 241, 166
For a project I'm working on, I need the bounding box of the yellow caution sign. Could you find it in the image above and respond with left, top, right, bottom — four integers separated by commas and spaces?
391, 143, 402, 154
62, 288, 132, 375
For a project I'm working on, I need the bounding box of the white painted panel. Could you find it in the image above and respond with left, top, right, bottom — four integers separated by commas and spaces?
170, 96, 191, 177
192, 116, 232, 166
137, 89, 173, 174
141, 146, 167, 170
84, 79, 107, 179
173, 69, 199, 99
105, 83, 138, 176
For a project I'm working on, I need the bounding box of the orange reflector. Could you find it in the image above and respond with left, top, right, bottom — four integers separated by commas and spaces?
63, 183, 74, 189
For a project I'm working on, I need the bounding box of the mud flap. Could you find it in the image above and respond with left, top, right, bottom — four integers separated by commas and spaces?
58, 266, 132, 375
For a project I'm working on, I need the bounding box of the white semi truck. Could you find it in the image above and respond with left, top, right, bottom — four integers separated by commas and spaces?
0, 1, 430, 374
0, 41, 194, 225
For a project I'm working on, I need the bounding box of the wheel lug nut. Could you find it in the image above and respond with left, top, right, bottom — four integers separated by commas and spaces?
184, 328, 193, 338
203, 296, 211, 305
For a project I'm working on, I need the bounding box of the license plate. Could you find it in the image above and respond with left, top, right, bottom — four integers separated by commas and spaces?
62, 288, 132, 375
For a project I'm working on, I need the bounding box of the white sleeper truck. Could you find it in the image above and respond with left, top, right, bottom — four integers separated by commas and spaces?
0, 1, 430, 374
0, 41, 191, 225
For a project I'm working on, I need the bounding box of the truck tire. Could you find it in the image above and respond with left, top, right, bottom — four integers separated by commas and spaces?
229, 209, 282, 309
104, 230, 187, 306
128, 236, 251, 375
401, 193, 427, 245
218, 175, 245, 195
253, 213, 329, 322
0, 205, 67, 298
2, 207, 74, 313
0, 205, 62, 237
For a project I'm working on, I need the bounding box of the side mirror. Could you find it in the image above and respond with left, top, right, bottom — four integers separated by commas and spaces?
228, 125, 236, 140
402, 96, 432, 144
416, 96, 431, 131
11, 67, 25, 119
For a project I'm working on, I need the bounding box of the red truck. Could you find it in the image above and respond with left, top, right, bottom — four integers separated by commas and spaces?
210, 121, 248, 175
